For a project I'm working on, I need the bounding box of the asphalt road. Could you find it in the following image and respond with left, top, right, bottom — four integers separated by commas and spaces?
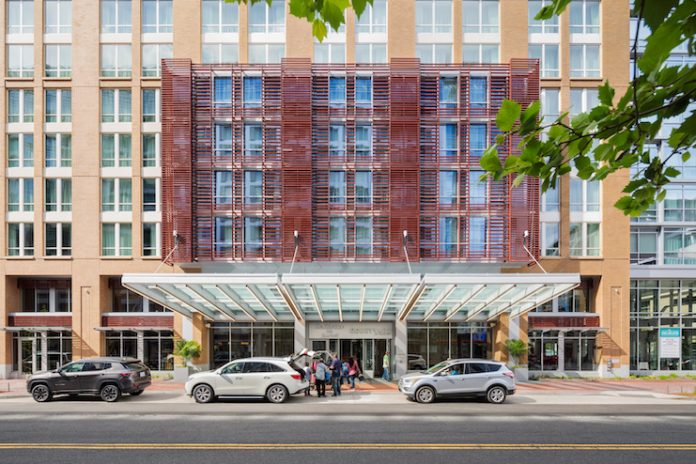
2, 398, 696, 464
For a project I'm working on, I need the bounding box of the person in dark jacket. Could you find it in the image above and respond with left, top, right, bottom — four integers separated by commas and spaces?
330, 353, 342, 397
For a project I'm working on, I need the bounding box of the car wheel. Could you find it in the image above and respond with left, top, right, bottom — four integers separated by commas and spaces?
31, 384, 52, 403
129, 390, 144, 396
486, 386, 507, 404
415, 386, 435, 404
192, 384, 215, 404
266, 384, 288, 404
100, 384, 121, 403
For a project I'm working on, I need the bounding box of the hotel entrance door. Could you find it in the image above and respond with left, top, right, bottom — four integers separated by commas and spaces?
310, 338, 391, 379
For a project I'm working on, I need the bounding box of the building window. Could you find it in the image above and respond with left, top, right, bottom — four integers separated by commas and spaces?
570, 178, 600, 212
355, 171, 373, 205
45, 44, 71, 78
101, 134, 132, 167
7, 133, 34, 168
212, 124, 232, 158
45, 89, 71, 123
45, 0, 72, 34
469, 217, 487, 254
7, 44, 34, 77
244, 170, 263, 205
142, 0, 172, 33
243, 76, 262, 107
416, 44, 452, 64
462, 0, 499, 33
142, 133, 160, 167
8, 178, 34, 212
202, 0, 239, 33
8, 89, 33, 123
664, 229, 696, 265
630, 228, 657, 265
142, 178, 159, 212
330, 217, 346, 253
8, 223, 34, 256
469, 124, 487, 159
470, 76, 487, 108
440, 77, 457, 108
248, 1, 284, 34
244, 124, 262, 157
101, 89, 132, 123
143, 222, 160, 256
244, 217, 263, 253
202, 43, 239, 64
329, 76, 346, 107
416, 0, 453, 34
355, 216, 373, 256
105, 331, 137, 358
143, 330, 174, 370
540, 88, 560, 122
570, 0, 600, 35
355, 124, 372, 157
542, 222, 560, 257
570, 44, 600, 78
570, 222, 600, 257
7, 0, 34, 34
214, 217, 233, 254
439, 124, 457, 158
214, 171, 233, 206
664, 185, 696, 222
45, 223, 71, 256
439, 217, 457, 254
101, 178, 132, 212
314, 43, 346, 64
248, 44, 284, 64
528, 0, 559, 34
329, 171, 346, 204
142, 43, 172, 77
142, 89, 160, 122
462, 44, 499, 64
100, 44, 132, 77
102, 223, 132, 256
529, 44, 560, 78
45, 133, 71, 167
355, 76, 372, 108
439, 171, 457, 206
21, 286, 71, 312
45, 178, 71, 212
542, 185, 559, 212
570, 88, 599, 117
356, 0, 386, 34
355, 43, 387, 63
469, 171, 488, 205
101, 0, 131, 34
329, 125, 346, 157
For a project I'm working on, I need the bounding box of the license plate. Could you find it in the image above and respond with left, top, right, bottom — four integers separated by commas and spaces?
139, 371, 146, 378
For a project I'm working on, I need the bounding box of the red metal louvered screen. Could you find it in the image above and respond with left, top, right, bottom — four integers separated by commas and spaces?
160, 58, 540, 264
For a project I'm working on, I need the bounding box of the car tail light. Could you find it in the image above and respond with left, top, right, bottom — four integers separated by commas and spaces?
290, 374, 302, 380
503, 371, 515, 379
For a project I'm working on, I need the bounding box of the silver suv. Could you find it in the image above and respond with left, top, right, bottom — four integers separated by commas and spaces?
398, 359, 515, 404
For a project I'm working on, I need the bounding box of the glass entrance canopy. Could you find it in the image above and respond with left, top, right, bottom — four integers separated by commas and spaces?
122, 273, 579, 323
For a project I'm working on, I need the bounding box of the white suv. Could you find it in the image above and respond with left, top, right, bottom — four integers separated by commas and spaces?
398, 359, 516, 404
185, 357, 308, 404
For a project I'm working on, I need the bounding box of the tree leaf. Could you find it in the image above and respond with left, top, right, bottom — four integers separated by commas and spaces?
496, 100, 521, 132
598, 81, 615, 106
312, 19, 328, 42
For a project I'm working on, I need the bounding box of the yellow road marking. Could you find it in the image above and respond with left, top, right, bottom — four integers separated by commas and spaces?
0, 443, 695, 451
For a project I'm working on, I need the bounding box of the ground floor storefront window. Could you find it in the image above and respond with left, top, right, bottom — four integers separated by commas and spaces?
105, 330, 174, 370
212, 322, 294, 368
529, 330, 597, 371
407, 323, 487, 369
630, 280, 696, 371
12, 330, 72, 373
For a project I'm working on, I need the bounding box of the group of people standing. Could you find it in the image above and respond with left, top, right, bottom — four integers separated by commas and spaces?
303, 354, 361, 397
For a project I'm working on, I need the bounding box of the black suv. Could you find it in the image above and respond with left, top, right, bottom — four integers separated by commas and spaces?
27, 357, 152, 403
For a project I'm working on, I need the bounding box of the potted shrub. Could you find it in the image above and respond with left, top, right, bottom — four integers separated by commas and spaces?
173, 339, 201, 382
505, 339, 529, 382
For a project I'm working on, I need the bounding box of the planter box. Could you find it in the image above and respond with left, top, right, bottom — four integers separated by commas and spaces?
173, 366, 194, 382
513, 367, 529, 382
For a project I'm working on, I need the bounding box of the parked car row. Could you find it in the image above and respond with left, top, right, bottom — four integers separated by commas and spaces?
26, 354, 515, 404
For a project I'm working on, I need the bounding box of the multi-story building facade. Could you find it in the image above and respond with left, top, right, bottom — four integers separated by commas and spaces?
629, 12, 696, 373
1, 0, 630, 379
